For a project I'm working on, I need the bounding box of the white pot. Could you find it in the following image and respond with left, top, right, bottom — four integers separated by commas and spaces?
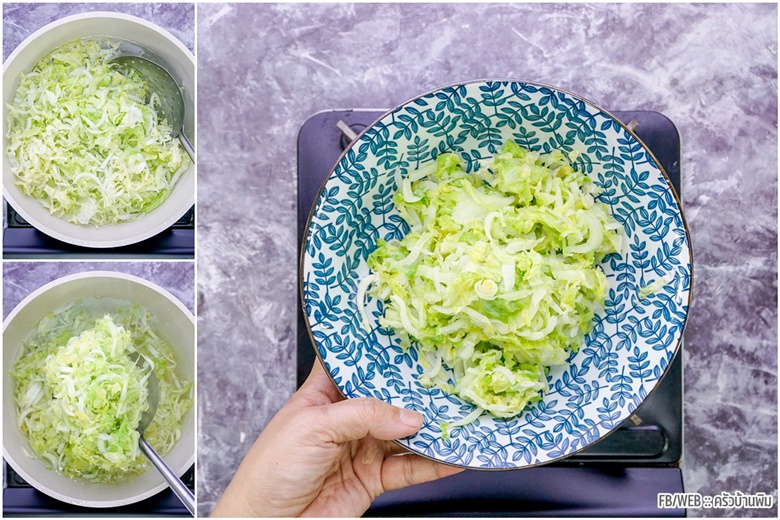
3, 271, 195, 508
3, 12, 195, 248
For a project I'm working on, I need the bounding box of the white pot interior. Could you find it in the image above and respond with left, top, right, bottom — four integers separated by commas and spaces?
2, 12, 195, 248
3, 271, 195, 508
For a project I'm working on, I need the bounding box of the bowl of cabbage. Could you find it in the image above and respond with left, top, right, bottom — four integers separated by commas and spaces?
301, 80, 693, 469
2, 12, 195, 248
3, 271, 195, 507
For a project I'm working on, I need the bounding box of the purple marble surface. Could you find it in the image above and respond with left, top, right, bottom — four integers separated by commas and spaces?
3, 262, 195, 318
193, 2, 772, 516
3, 2, 194, 60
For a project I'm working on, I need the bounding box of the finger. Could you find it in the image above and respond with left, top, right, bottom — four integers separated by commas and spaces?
290, 359, 343, 408
381, 453, 465, 492
310, 398, 424, 444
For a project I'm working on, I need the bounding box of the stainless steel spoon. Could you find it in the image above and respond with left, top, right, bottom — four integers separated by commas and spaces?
112, 56, 195, 161
131, 353, 195, 516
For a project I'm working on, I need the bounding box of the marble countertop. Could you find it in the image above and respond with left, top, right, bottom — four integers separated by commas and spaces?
197, 2, 777, 516
3, 2, 194, 59
3, 262, 194, 318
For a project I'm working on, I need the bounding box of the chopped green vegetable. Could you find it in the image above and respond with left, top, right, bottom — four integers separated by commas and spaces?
365, 141, 622, 422
12, 301, 192, 483
638, 273, 675, 300
6, 38, 190, 226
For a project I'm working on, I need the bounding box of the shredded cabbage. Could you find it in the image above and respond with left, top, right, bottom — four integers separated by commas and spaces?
12, 301, 193, 483
6, 38, 190, 226
638, 272, 675, 300
366, 141, 622, 423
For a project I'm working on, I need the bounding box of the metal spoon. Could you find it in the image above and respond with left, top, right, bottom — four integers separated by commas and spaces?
131, 353, 195, 516
112, 56, 194, 161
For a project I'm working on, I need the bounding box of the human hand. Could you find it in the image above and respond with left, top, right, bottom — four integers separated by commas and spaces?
211, 360, 463, 517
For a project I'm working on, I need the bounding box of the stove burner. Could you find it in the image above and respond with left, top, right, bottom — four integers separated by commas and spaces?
337, 121, 367, 149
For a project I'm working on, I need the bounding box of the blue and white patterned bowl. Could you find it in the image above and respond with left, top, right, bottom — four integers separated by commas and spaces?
301, 81, 692, 469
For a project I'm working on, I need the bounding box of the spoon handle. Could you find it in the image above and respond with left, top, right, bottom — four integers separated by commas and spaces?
140, 436, 195, 516
180, 132, 195, 163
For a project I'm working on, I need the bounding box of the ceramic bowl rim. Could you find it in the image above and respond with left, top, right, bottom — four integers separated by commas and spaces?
299, 79, 694, 470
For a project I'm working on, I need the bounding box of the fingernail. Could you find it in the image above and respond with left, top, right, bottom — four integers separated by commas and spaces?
400, 408, 423, 428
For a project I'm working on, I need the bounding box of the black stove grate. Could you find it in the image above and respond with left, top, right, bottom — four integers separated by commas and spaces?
3, 204, 195, 259
3, 464, 195, 516
297, 109, 685, 516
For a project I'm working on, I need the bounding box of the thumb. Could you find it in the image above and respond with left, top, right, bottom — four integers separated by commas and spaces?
310, 397, 424, 444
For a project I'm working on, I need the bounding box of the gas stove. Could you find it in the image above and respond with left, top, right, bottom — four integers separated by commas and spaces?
3, 464, 195, 516
297, 109, 685, 517
2, 203, 195, 259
